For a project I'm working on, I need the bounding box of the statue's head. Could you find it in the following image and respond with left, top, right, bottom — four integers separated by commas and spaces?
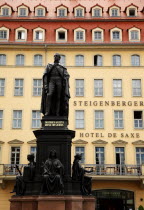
27, 154, 35, 162
74, 154, 82, 161
49, 150, 57, 159
54, 53, 61, 63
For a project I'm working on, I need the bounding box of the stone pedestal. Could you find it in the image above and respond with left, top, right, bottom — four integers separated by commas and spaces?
10, 195, 96, 210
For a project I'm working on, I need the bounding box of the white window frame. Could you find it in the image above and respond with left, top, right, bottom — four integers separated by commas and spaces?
0, 79, 5, 96
0, 110, 3, 129
134, 111, 143, 129
110, 27, 122, 42
35, 6, 46, 17
75, 79, 84, 96
126, 6, 137, 17
94, 55, 103, 66
56, 28, 67, 42
0, 54, 6, 65
74, 28, 85, 42
92, 27, 104, 42
59, 55, 66, 66
92, 6, 102, 17
131, 55, 140, 66
129, 28, 140, 42
14, 79, 24, 96
95, 110, 104, 129
74, 6, 85, 17
33, 79, 42, 96
114, 111, 124, 129
75, 110, 84, 129
34, 54, 43, 66
16, 27, 27, 41
33, 28, 45, 42
132, 79, 141, 97
113, 79, 122, 97
18, 6, 28, 17
2, 7, 10, 16
57, 6, 68, 17
16, 54, 24, 66
75, 55, 84, 66
0, 27, 9, 41
110, 6, 120, 17
113, 55, 121, 66
12, 110, 22, 129
94, 79, 103, 96
32, 110, 41, 128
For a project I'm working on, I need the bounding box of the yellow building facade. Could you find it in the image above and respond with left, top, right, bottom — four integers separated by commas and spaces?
0, 44, 144, 209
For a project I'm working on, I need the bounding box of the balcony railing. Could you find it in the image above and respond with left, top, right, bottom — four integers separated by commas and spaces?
82, 164, 142, 176
0, 164, 27, 176
0, 164, 142, 177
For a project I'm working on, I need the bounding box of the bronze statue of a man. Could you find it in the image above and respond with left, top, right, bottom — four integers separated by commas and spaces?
41, 53, 70, 117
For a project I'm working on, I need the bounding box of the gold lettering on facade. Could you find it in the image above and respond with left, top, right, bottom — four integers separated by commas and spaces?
45, 121, 64, 126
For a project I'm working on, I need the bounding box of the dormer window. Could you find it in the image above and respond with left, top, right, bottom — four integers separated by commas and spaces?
74, 28, 85, 42
129, 9, 136, 16
59, 9, 65, 17
76, 9, 83, 17
111, 27, 122, 42
2, 8, 9, 16
18, 31, 25, 40
19, 8, 26, 16
92, 27, 104, 42
37, 8, 44, 17
33, 27, 45, 42
129, 27, 140, 42
111, 9, 118, 17
56, 28, 67, 42
0, 30, 7, 39
93, 9, 101, 17
126, 5, 138, 17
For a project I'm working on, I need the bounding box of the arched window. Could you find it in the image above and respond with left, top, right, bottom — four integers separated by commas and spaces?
75, 55, 84, 66
34, 54, 42, 66
94, 55, 103, 66
113, 55, 121, 66
60, 55, 66, 66
16, 54, 24, 66
0, 54, 6, 65
131, 55, 140, 66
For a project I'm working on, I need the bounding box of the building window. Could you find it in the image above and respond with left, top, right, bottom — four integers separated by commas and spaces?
11, 147, 20, 164
37, 9, 44, 16
59, 9, 65, 17
76, 9, 83, 17
75, 55, 84, 66
17, 31, 25, 40
115, 147, 125, 165
35, 31, 43, 40
33, 79, 42, 96
131, 55, 140, 66
130, 30, 139, 40
75, 79, 84, 96
93, 9, 101, 17
58, 31, 65, 40
0, 54, 6, 65
19, 8, 26, 16
2, 8, 9, 16
136, 148, 144, 165
12, 110, 22, 129
75, 147, 85, 163
16, 54, 24, 66
94, 31, 102, 41
112, 31, 120, 40
113, 79, 122, 97
14, 79, 23, 96
32, 111, 41, 128
94, 55, 103, 66
134, 111, 143, 128
30, 146, 37, 161
129, 9, 136, 16
132, 79, 141, 97
60, 55, 66, 66
94, 79, 103, 96
111, 9, 118, 17
114, 111, 123, 129
0, 110, 3, 128
0, 79, 5, 96
34, 54, 42, 66
95, 147, 104, 164
75, 110, 84, 129
95, 110, 104, 129
76, 31, 84, 41
113, 55, 121, 66
0, 30, 7, 39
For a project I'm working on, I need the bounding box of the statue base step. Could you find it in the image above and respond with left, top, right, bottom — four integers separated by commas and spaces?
10, 195, 96, 210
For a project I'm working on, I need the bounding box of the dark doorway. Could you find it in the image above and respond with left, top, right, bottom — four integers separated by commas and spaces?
92, 189, 135, 210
